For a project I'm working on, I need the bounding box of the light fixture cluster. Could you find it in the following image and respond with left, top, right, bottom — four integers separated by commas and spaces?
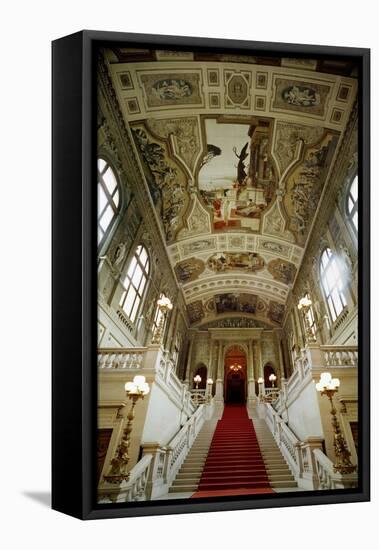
157, 296, 173, 311
297, 296, 312, 310
315, 372, 356, 475
125, 375, 150, 397
315, 372, 340, 393
229, 364, 242, 372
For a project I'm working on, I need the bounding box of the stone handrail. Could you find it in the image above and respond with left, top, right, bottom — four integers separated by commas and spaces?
142, 402, 209, 499
258, 400, 357, 490
313, 448, 358, 489
263, 402, 300, 475
190, 389, 207, 405
125, 453, 152, 501
262, 388, 280, 403
275, 344, 358, 416
167, 403, 206, 481
98, 454, 152, 503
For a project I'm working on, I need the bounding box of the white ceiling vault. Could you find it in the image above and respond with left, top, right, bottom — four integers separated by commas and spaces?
104, 48, 358, 329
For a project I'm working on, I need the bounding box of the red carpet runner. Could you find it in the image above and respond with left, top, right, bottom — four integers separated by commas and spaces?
194, 404, 273, 496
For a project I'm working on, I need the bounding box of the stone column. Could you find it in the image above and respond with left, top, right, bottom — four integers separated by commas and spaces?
247, 339, 256, 406
275, 329, 286, 383
256, 339, 264, 379
184, 336, 194, 385
215, 339, 224, 402
208, 338, 215, 380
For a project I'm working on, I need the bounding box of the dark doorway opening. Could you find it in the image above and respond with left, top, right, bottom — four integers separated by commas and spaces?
224, 346, 247, 404
226, 371, 246, 403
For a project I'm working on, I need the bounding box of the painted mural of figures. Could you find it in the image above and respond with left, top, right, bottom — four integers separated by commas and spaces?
216, 293, 258, 314
236, 199, 265, 217
207, 252, 265, 274
282, 85, 320, 107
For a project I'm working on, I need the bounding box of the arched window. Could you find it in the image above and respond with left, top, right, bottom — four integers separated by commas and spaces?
119, 245, 150, 323
346, 175, 358, 233
97, 158, 121, 246
320, 248, 347, 322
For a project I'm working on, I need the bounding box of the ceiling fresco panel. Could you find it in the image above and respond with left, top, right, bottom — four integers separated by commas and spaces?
103, 47, 358, 326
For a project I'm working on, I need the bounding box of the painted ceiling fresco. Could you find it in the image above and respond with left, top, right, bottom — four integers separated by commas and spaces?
105, 48, 357, 327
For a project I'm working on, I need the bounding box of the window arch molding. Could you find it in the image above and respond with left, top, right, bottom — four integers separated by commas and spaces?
119, 244, 151, 325
319, 247, 347, 323
97, 154, 124, 253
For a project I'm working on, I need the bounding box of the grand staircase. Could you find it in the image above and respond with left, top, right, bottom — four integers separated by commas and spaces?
249, 407, 297, 489
169, 417, 219, 493
169, 403, 296, 495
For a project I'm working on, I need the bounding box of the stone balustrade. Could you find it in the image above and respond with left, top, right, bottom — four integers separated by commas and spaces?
98, 400, 212, 503
258, 400, 357, 490
98, 347, 146, 369
98, 454, 153, 503
98, 344, 195, 418
313, 448, 358, 489
190, 388, 207, 405
320, 346, 358, 367
274, 343, 358, 416
141, 401, 210, 499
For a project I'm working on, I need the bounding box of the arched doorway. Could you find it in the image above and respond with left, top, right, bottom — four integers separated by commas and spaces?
193, 363, 207, 389
224, 345, 247, 403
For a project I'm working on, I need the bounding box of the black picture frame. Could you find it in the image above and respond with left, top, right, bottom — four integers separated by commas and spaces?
52, 30, 370, 520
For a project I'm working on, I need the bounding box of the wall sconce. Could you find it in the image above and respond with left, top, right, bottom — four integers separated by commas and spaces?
316, 372, 356, 474
152, 296, 173, 345
104, 375, 150, 485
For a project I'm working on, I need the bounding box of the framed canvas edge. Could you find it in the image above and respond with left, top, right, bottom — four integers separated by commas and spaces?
52, 30, 370, 521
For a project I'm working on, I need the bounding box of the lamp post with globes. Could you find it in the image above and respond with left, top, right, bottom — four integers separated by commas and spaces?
104, 375, 150, 485
269, 373, 277, 388
316, 372, 356, 474
152, 296, 173, 345
193, 374, 202, 390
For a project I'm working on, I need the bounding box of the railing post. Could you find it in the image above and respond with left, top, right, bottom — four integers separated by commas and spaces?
163, 446, 173, 485
141, 443, 163, 500
294, 441, 303, 479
